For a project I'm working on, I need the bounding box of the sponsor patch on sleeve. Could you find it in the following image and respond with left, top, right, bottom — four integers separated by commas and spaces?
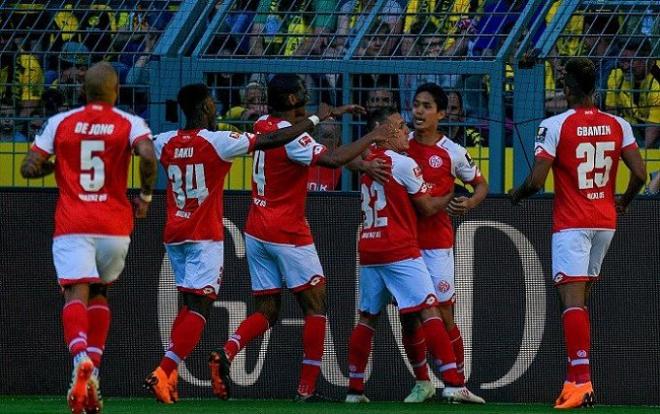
464, 152, 475, 167
535, 126, 547, 143
413, 166, 423, 177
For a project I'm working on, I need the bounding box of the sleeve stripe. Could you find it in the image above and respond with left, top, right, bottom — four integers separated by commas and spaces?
535, 150, 555, 160
622, 141, 638, 151
131, 133, 152, 147
31, 144, 52, 156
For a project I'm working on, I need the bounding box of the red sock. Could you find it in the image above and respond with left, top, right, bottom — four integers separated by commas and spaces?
422, 317, 462, 387
297, 315, 326, 396
86, 297, 111, 368
347, 322, 374, 393
563, 307, 591, 384
160, 309, 207, 376
224, 312, 270, 362
402, 326, 429, 381
448, 325, 465, 383
62, 300, 89, 356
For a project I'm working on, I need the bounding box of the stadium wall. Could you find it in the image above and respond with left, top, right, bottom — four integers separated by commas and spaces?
1, 191, 658, 404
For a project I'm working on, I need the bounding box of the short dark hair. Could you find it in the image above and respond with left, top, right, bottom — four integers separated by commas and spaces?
268, 74, 305, 111
177, 83, 211, 118
414, 82, 448, 111
564, 57, 596, 97
367, 106, 399, 132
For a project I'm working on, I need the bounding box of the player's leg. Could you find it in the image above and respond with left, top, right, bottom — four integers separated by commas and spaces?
274, 242, 326, 400
146, 241, 220, 403
294, 284, 327, 399
211, 236, 282, 399
400, 313, 434, 403
346, 265, 388, 402
552, 230, 606, 409
54, 235, 99, 414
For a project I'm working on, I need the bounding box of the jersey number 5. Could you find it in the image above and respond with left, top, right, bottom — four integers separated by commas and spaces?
167, 164, 209, 209
576, 142, 615, 190
361, 182, 388, 229
80, 140, 105, 192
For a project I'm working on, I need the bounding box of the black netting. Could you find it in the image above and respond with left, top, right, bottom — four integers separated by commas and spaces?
1, 191, 659, 404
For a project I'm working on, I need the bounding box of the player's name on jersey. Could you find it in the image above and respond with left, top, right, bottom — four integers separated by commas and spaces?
78, 193, 108, 202
586, 191, 605, 200
175, 210, 191, 219
74, 122, 115, 136
576, 125, 612, 137
173, 147, 194, 159
361, 230, 382, 239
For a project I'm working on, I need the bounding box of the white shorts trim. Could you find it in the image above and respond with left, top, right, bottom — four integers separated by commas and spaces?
53, 235, 130, 285
165, 241, 224, 297
552, 229, 614, 284
421, 248, 455, 304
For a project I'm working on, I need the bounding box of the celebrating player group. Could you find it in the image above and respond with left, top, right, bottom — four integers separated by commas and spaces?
21, 57, 646, 413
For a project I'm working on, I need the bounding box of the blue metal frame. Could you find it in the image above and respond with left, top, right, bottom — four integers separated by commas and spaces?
152, 0, 567, 192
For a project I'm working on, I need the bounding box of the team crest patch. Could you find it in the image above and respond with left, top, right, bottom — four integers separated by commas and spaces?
437, 280, 451, 293
429, 155, 443, 168
536, 126, 547, 143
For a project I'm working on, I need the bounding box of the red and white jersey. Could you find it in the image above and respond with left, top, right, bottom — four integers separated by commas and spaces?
32, 102, 152, 237
359, 148, 429, 265
245, 115, 328, 245
534, 108, 637, 232
407, 133, 483, 249
154, 129, 256, 243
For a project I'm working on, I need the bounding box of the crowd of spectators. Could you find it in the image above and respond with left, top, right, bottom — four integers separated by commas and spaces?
0, 1, 179, 141
1, 0, 657, 181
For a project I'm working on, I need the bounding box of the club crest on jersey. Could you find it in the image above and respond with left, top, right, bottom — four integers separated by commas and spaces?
429, 155, 443, 168
536, 126, 547, 143
437, 280, 451, 293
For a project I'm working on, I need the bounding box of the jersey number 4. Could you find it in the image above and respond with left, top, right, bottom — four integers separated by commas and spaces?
576, 142, 614, 190
167, 164, 209, 209
361, 182, 388, 229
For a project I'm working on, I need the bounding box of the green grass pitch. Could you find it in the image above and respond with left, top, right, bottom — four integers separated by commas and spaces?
1, 397, 659, 414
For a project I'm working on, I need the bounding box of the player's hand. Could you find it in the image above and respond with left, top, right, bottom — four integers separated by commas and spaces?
446, 196, 473, 217
362, 158, 391, 184
615, 197, 628, 215
132, 196, 150, 218
330, 104, 367, 118
436, 192, 455, 210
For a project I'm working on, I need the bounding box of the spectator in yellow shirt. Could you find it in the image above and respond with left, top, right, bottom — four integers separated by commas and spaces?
606, 39, 660, 148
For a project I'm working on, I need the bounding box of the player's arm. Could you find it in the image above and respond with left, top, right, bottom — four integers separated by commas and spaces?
447, 177, 489, 216
316, 123, 390, 168
132, 139, 158, 218
412, 192, 455, 217
253, 117, 318, 151
20, 149, 55, 178
509, 157, 553, 205
616, 147, 647, 214
346, 149, 391, 184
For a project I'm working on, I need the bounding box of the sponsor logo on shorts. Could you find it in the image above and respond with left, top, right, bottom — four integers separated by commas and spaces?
577, 350, 587, 358
202, 286, 216, 295
429, 155, 443, 168
437, 280, 451, 293
309, 276, 323, 286
553, 273, 564, 283
425, 295, 437, 305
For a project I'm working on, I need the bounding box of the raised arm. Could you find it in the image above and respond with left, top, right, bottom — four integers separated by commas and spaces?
316, 123, 390, 168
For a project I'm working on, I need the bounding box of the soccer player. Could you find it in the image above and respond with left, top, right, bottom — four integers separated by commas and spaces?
209, 74, 393, 401
401, 83, 488, 403
144, 83, 336, 403
345, 109, 484, 404
510, 58, 646, 409
20, 62, 158, 414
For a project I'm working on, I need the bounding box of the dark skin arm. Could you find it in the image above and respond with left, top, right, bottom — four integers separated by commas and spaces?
132, 139, 158, 218
412, 192, 455, 217
509, 157, 553, 205
20, 150, 55, 178
616, 147, 646, 213
316, 124, 390, 169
